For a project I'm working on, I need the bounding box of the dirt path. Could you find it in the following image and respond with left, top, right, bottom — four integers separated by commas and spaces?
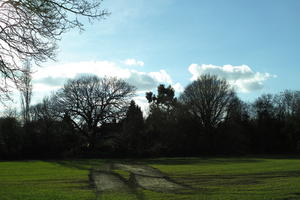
131, 174, 187, 192
90, 171, 129, 192
113, 163, 165, 177
90, 163, 189, 193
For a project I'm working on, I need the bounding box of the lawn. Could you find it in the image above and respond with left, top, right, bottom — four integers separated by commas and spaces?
1, 157, 300, 200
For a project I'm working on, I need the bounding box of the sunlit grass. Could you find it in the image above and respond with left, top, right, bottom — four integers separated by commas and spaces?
0, 161, 95, 200
1, 157, 300, 200
146, 157, 300, 200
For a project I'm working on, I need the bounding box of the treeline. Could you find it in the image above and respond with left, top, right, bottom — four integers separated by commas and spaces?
1, 74, 300, 159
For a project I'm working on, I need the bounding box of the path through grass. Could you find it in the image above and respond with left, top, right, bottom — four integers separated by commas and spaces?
1, 157, 300, 200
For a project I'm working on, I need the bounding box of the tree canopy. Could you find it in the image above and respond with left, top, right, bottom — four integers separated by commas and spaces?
52, 75, 136, 149
180, 74, 235, 130
0, 0, 109, 100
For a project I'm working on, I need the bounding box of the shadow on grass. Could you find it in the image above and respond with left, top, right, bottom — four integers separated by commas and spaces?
52, 157, 300, 200
54, 155, 300, 169
55, 159, 110, 170
135, 157, 265, 166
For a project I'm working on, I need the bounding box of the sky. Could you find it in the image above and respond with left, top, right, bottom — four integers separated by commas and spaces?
16, 0, 300, 111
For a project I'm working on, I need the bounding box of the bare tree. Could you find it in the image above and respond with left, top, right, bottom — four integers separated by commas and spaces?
253, 94, 275, 121
180, 74, 235, 130
30, 97, 57, 121
275, 90, 300, 118
0, 0, 109, 100
52, 76, 136, 149
180, 75, 235, 152
20, 60, 32, 123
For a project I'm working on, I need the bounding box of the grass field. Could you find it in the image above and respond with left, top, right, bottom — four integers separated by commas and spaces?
1, 157, 300, 200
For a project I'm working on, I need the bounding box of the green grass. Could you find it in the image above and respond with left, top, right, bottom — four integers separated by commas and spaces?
145, 157, 300, 200
0, 160, 97, 200
112, 169, 131, 180
1, 157, 300, 200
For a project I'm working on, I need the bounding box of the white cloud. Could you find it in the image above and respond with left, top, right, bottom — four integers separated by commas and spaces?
33, 61, 125, 80
188, 64, 276, 93
123, 58, 144, 67
32, 61, 182, 106
173, 82, 184, 93
149, 70, 172, 84
132, 95, 149, 116
31, 60, 185, 112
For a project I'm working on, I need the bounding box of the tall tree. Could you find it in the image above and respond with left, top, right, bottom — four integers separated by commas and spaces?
20, 60, 32, 123
252, 94, 287, 153
0, 0, 109, 100
220, 96, 252, 154
180, 74, 235, 130
120, 100, 144, 155
30, 97, 57, 122
253, 94, 275, 122
179, 74, 235, 152
146, 84, 177, 115
145, 85, 179, 154
52, 76, 136, 150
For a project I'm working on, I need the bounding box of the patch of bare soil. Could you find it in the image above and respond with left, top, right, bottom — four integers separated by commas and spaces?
90, 171, 129, 192
130, 173, 187, 192
90, 163, 190, 193
113, 163, 165, 177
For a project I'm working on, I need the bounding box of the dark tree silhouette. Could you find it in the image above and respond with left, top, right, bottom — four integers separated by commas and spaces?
180, 74, 235, 130
146, 84, 177, 115
145, 84, 180, 155
280, 91, 300, 151
253, 94, 275, 122
219, 96, 252, 154
252, 94, 286, 153
0, 0, 109, 100
52, 76, 136, 150
120, 100, 145, 155
30, 97, 57, 121
3, 75, 300, 158
0, 117, 23, 159
180, 74, 235, 152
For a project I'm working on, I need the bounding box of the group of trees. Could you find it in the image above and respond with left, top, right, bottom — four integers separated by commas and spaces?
0, 75, 136, 158
1, 74, 300, 159
139, 77, 300, 156
1, 1, 300, 159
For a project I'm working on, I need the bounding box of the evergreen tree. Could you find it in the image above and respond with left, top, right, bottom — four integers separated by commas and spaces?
121, 100, 144, 155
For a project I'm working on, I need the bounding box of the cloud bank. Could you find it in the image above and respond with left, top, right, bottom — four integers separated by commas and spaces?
33, 60, 183, 98
31, 61, 273, 110
188, 64, 276, 92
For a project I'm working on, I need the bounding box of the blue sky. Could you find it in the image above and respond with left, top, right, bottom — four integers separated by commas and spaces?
29, 0, 300, 109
